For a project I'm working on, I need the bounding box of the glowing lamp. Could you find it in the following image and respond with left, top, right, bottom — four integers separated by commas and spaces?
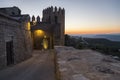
27, 22, 31, 30
34, 30, 45, 37
43, 36, 48, 49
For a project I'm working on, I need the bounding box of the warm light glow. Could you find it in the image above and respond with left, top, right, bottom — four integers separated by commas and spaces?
44, 35, 47, 38
34, 30, 45, 37
43, 36, 48, 49
65, 30, 120, 34
27, 22, 30, 30
33, 21, 36, 25
65, 25, 120, 34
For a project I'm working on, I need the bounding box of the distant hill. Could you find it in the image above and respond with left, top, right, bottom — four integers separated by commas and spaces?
84, 38, 120, 49
65, 34, 120, 57
83, 38, 120, 57
95, 34, 120, 41
70, 34, 120, 41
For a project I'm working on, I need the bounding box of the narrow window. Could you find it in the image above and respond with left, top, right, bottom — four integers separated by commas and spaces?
55, 16, 58, 23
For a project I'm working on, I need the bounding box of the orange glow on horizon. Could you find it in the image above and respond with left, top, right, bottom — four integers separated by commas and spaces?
65, 25, 120, 34
65, 29, 120, 34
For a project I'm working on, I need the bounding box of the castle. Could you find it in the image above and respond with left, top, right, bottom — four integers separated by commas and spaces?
0, 6, 65, 69
31, 6, 65, 49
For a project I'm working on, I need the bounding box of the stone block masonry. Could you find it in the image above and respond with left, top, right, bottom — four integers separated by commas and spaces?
0, 12, 32, 69
0, 6, 65, 69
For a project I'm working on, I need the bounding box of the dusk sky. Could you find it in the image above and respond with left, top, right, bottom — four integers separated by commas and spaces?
0, 0, 120, 34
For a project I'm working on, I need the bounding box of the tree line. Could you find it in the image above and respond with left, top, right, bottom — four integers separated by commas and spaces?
65, 34, 120, 58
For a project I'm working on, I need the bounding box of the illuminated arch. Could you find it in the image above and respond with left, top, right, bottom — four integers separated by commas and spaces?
34, 30, 45, 37
43, 36, 48, 49
33, 29, 49, 50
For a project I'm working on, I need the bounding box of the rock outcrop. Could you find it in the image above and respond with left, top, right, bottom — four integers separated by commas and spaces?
55, 46, 120, 80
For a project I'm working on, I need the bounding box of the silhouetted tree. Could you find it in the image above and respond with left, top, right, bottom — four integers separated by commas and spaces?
65, 34, 71, 46
64, 34, 77, 47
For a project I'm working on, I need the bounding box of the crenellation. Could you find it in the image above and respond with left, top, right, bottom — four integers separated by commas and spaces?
55, 6, 57, 12
62, 8, 65, 15
58, 7, 62, 14
50, 6, 53, 13
32, 15, 35, 22
43, 6, 65, 16
37, 16, 40, 22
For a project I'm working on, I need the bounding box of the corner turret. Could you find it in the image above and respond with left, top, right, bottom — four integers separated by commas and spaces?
37, 16, 40, 22
32, 15, 35, 22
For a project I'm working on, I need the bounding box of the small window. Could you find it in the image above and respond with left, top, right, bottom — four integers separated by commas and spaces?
55, 16, 58, 23
12, 12, 15, 15
49, 16, 51, 23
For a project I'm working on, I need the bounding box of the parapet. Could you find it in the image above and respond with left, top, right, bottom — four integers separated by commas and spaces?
31, 15, 41, 23
43, 6, 65, 15
0, 6, 21, 16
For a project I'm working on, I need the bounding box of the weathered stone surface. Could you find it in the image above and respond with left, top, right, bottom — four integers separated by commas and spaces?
72, 74, 89, 80
0, 56, 6, 69
55, 46, 120, 80
0, 12, 32, 69
0, 50, 55, 80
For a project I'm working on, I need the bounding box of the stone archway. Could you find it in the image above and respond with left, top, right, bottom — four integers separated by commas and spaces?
33, 29, 49, 50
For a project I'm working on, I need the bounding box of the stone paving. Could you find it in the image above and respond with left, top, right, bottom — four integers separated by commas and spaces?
55, 46, 120, 80
0, 50, 55, 80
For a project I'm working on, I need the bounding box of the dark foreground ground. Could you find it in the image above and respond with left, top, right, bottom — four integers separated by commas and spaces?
0, 50, 55, 80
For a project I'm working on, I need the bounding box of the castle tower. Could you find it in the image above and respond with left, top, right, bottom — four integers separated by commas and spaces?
42, 6, 65, 45
32, 15, 35, 22
37, 16, 40, 22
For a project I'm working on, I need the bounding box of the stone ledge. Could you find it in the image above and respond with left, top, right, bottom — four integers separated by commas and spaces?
55, 46, 120, 80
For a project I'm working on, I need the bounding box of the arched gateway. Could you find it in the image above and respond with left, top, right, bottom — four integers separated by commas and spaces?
31, 23, 54, 50
30, 6, 65, 50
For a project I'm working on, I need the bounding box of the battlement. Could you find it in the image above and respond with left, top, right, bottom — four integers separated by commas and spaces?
43, 6, 65, 15
31, 15, 41, 22
31, 6, 65, 23
30, 6, 65, 45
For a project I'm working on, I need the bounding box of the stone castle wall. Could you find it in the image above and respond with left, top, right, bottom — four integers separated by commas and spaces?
31, 6, 65, 47
0, 6, 21, 16
0, 6, 65, 69
42, 6, 65, 46
0, 13, 32, 69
